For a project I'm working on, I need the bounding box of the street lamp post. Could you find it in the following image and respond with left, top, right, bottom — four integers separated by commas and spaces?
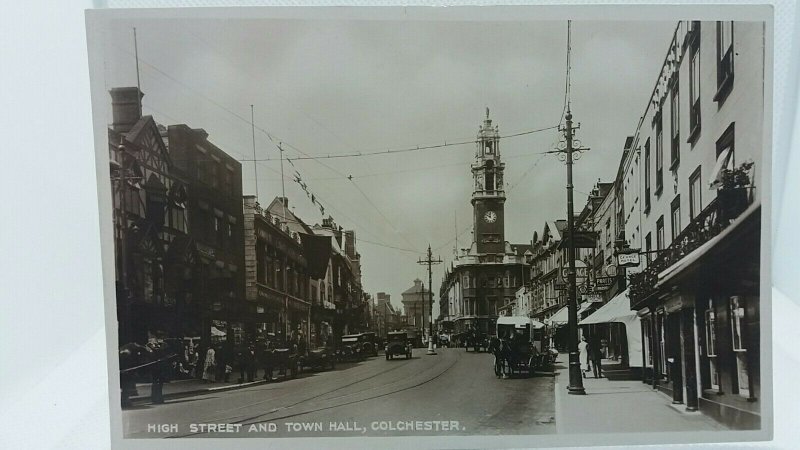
562, 109, 586, 395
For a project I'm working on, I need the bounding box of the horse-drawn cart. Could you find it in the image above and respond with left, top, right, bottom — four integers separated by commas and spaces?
490, 316, 555, 378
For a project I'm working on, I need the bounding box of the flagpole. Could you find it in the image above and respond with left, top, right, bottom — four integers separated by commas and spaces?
279, 141, 287, 223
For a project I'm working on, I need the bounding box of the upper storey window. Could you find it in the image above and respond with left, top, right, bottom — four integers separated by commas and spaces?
485, 141, 494, 155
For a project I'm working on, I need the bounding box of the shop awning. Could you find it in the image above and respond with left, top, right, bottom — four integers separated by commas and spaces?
657, 201, 760, 288
497, 316, 545, 329
578, 288, 643, 368
580, 288, 636, 325
547, 302, 592, 326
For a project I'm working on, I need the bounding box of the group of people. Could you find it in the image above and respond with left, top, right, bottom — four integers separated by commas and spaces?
198, 328, 308, 384
578, 335, 605, 378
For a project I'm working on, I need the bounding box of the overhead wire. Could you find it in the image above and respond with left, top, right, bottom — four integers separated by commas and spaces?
121, 43, 418, 253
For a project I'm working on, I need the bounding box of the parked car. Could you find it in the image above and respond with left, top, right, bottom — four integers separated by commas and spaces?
337, 335, 365, 362
360, 332, 379, 357
385, 331, 412, 360
299, 346, 336, 372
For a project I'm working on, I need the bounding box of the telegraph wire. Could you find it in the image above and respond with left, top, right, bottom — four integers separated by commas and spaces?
236, 124, 559, 163
349, 177, 420, 251
125, 47, 412, 252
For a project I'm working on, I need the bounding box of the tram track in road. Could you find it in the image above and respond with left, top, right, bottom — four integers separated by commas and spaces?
234, 357, 459, 427
168, 350, 460, 438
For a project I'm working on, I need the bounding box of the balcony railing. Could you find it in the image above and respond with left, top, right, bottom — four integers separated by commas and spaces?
629, 185, 752, 308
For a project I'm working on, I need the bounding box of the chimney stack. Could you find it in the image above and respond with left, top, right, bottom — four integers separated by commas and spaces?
110, 87, 143, 133
344, 230, 356, 258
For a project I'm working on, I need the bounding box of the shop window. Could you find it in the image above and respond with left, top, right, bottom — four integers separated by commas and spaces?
656, 312, 668, 377
642, 319, 652, 367
705, 300, 721, 391
730, 296, 750, 397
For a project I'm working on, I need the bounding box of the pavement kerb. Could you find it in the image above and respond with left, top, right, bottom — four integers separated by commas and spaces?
554, 382, 563, 434
129, 379, 267, 405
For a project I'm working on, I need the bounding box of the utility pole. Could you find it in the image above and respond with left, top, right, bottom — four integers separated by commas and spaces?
251, 105, 258, 200
418, 244, 442, 355
278, 141, 287, 223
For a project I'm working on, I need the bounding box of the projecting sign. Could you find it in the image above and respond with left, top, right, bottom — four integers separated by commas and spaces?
594, 276, 615, 290
617, 252, 640, 267
560, 266, 589, 280
582, 294, 603, 303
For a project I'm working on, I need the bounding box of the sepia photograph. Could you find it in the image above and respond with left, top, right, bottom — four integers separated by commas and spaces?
84, 6, 772, 446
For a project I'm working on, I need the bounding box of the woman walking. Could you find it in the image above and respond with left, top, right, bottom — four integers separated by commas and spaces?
202, 345, 216, 383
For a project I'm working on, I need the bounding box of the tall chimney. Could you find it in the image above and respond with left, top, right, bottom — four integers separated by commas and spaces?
344, 230, 356, 258
110, 87, 143, 133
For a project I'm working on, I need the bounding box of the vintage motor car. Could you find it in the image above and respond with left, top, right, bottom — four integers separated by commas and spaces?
337, 334, 365, 362
360, 332, 379, 357
270, 345, 300, 380
384, 331, 412, 360
299, 345, 336, 372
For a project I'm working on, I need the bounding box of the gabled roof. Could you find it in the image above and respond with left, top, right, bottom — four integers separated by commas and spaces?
510, 243, 533, 256
266, 197, 314, 235
125, 115, 173, 167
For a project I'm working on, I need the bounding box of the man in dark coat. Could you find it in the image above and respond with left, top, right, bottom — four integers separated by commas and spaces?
588, 335, 604, 378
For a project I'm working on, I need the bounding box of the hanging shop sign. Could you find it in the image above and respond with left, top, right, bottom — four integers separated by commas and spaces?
582, 293, 603, 303
616, 250, 640, 267
594, 276, 616, 290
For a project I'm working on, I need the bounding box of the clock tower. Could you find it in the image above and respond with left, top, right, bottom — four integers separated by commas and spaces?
471, 108, 506, 255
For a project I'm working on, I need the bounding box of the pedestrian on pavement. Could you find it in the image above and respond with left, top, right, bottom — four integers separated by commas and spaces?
246, 344, 257, 382
261, 338, 275, 381
589, 336, 603, 378
202, 345, 216, 383
578, 335, 590, 377
234, 344, 245, 384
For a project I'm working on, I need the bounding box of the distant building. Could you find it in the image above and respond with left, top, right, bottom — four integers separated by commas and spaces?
401, 279, 429, 332
375, 292, 400, 337
243, 196, 314, 346
312, 217, 364, 338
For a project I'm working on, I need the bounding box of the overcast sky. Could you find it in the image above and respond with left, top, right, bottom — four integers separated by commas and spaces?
98, 15, 676, 316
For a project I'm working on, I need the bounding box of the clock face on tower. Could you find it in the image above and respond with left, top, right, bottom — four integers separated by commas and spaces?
483, 211, 497, 223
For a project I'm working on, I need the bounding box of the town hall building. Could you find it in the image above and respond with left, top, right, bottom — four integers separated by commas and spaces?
439, 110, 531, 338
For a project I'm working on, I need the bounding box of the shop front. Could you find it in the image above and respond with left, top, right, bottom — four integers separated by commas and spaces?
630, 202, 760, 429
579, 288, 642, 371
